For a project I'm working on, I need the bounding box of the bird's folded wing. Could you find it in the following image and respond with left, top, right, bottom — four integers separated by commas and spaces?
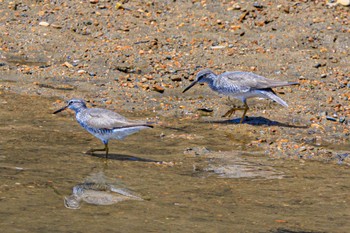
224, 72, 293, 90
85, 108, 146, 129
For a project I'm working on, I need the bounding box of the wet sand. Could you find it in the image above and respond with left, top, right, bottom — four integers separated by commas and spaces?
0, 90, 350, 233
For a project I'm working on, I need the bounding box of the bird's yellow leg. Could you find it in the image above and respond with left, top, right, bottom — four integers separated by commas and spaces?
239, 103, 249, 123
105, 144, 109, 158
222, 108, 235, 117
85, 143, 109, 158
222, 106, 248, 118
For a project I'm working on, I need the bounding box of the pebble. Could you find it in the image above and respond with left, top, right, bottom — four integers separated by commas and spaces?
232, 4, 241, 10
339, 117, 346, 123
320, 74, 327, 79
326, 116, 337, 121
253, 2, 264, 8
314, 63, 326, 69
51, 24, 62, 29
210, 45, 226, 50
339, 83, 346, 89
63, 62, 74, 68
39, 64, 50, 68
338, 0, 350, 6
39, 21, 50, 27
153, 85, 165, 93
197, 108, 213, 112
314, 63, 322, 68
72, 60, 80, 67
320, 111, 327, 117
283, 6, 290, 14
171, 76, 182, 82
77, 70, 86, 75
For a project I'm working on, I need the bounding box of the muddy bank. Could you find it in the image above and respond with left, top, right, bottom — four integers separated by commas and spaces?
0, 1, 350, 160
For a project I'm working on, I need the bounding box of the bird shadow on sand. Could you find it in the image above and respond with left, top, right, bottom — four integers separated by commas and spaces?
89, 153, 163, 163
204, 116, 309, 128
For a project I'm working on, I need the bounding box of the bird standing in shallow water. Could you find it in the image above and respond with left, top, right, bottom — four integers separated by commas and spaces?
183, 69, 299, 123
53, 99, 153, 158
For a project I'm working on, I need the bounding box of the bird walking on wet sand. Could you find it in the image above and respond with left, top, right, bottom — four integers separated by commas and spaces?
53, 99, 153, 158
183, 69, 299, 123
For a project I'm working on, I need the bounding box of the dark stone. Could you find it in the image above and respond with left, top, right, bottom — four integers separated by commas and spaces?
253, 2, 264, 8
326, 116, 337, 121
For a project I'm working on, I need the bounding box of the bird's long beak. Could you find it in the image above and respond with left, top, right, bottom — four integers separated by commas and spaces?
182, 80, 198, 93
53, 105, 68, 114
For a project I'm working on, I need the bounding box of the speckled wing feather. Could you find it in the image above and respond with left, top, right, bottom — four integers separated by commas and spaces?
221, 71, 297, 91
83, 108, 149, 129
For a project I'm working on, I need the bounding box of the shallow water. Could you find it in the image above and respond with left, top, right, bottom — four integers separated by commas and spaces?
0, 92, 349, 233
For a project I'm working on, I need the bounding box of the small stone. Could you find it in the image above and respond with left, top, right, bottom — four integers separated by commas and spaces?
115, 2, 124, 9
283, 6, 290, 13
39, 64, 50, 68
39, 21, 50, 27
210, 45, 226, 50
197, 108, 213, 112
339, 117, 346, 123
171, 76, 182, 82
314, 63, 322, 68
338, 0, 350, 6
72, 60, 80, 66
233, 4, 241, 10
253, 2, 264, 8
320, 74, 327, 78
153, 85, 165, 93
51, 24, 62, 29
63, 62, 74, 68
326, 116, 337, 121
90, 0, 99, 3
77, 70, 86, 74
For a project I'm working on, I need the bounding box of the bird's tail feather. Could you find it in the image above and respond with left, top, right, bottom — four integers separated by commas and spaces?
263, 91, 288, 107
112, 125, 151, 140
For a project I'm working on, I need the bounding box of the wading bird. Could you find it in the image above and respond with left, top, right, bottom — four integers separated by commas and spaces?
53, 99, 153, 158
183, 69, 298, 123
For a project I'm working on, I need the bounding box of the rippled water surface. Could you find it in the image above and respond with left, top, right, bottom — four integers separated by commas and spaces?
0, 92, 349, 233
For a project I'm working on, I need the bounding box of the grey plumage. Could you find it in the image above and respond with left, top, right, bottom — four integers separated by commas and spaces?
183, 69, 298, 123
53, 99, 152, 157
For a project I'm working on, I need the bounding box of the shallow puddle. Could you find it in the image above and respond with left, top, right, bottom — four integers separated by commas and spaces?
0, 92, 349, 232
